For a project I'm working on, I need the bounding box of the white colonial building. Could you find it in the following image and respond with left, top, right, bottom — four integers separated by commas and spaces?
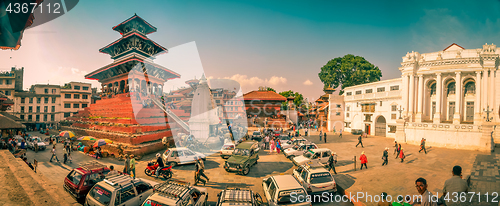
342, 43, 500, 151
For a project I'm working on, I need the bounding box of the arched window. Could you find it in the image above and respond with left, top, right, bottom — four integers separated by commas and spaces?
430, 83, 436, 95
447, 82, 456, 95
464, 82, 475, 94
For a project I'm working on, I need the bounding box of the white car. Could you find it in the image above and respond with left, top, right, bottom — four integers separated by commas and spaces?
220, 142, 235, 159
293, 161, 337, 194
27, 137, 46, 151
283, 143, 317, 159
85, 174, 157, 206
262, 175, 311, 206
292, 148, 332, 166
141, 180, 208, 206
162, 147, 206, 167
280, 138, 309, 150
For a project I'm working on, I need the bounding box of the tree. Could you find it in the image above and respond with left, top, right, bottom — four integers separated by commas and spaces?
279, 90, 304, 108
318, 54, 382, 95
266, 87, 276, 92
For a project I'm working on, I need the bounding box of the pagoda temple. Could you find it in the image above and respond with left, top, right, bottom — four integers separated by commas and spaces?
68, 14, 181, 155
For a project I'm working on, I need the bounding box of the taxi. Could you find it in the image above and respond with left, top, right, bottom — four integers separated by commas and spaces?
292, 160, 337, 195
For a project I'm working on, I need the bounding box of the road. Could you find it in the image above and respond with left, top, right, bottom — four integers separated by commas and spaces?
24, 130, 352, 206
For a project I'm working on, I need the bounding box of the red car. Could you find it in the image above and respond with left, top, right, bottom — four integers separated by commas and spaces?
63, 161, 110, 202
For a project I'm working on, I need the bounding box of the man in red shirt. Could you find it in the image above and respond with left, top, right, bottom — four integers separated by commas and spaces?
360, 151, 368, 170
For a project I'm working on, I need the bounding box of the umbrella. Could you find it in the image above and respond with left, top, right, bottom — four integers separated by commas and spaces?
77, 136, 97, 141
59, 131, 75, 138
93, 139, 113, 147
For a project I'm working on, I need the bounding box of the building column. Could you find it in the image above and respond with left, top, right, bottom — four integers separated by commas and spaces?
433, 73, 442, 124
409, 74, 415, 121
483, 70, 488, 111
416, 75, 424, 122
453, 72, 462, 124
474, 71, 482, 123
490, 69, 496, 122
402, 74, 409, 116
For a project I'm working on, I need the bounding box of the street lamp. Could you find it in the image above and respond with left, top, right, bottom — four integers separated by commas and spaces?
398, 106, 405, 119
483, 105, 494, 122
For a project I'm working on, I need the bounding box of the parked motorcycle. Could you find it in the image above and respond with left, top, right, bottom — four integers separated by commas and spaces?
144, 161, 173, 179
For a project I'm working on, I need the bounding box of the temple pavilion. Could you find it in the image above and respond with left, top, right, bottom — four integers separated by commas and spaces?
68, 14, 182, 155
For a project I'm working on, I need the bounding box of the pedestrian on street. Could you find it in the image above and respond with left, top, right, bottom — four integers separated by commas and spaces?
411, 178, 437, 206
129, 155, 136, 178
399, 148, 406, 162
123, 154, 130, 174
440, 165, 468, 206
328, 152, 337, 174
339, 130, 342, 138
382, 147, 389, 166
264, 135, 269, 150
419, 138, 427, 154
356, 135, 364, 148
66, 146, 72, 163
270, 139, 275, 154
276, 139, 281, 154
305, 128, 308, 136
319, 131, 322, 141
323, 132, 327, 143
360, 151, 368, 170
396, 144, 402, 159
49, 145, 59, 162
197, 156, 209, 182
194, 157, 206, 186
393, 141, 398, 154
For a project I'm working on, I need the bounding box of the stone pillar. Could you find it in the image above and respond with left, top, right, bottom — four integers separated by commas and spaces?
490, 69, 496, 121
416, 75, 424, 122
453, 72, 462, 124
409, 74, 415, 120
395, 119, 406, 143
433, 73, 442, 124
402, 74, 409, 116
483, 70, 488, 110
479, 122, 495, 152
474, 71, 482, 123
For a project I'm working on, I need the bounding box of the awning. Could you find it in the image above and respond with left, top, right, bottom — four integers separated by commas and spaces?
0, 114, 25, 129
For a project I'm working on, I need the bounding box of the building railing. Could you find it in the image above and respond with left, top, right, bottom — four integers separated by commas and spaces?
405, 122, 481, 131
344, 90, 401, 101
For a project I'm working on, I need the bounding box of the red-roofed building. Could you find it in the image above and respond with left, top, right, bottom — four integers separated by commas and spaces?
243, 88, 286, 118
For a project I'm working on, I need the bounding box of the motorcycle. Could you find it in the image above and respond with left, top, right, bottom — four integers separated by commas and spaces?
144, 162, 173, 179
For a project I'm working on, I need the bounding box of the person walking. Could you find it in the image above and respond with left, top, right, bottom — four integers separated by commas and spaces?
66, 145, 72, 163
319, 131, 323, 141
305, 128, 308, 136
129, 155, 136, 178
264, 135, 270, 151
396, 144, 402, 159
194, 157, 206, 186
49, 145, 59, 162
269, 138, 275, 154
124, 154, 130, 174
360, 151, 368, 170
339, 130, 342, 138
440, 166, 468, 206
399, 148, 406, 162
276, 139, 281, 154
393, 141, 398, 154
356, 135, 364, 148
382, 147, 389, 166
323, 132, 327, 143
419, 138, 427, 154
197, 156, 209, 182
328, 152, 337, 174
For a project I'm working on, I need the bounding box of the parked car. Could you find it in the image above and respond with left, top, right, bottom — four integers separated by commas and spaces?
220, 142, 235, 159
162, 147, 206, 167
283, 143, 317, 159
251, 131, 263, 141
292, 148, 333, 166
140, 180, 207, 206
85, 174, 158, 206
281, 138, 309, 150
27, 136, 46, 151
293, 160, 337, 194
351, 129, 363, 135
216, 187, 263, 206
224, 140, 260, 175
64, 161, 110, 202
262, 175, 310, 206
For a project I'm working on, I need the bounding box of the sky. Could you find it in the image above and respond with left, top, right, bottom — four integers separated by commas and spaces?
2, 0, 500, 101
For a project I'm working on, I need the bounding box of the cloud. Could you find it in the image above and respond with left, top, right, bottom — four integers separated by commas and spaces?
215, 74, 287, 88
303, 79, 313, 86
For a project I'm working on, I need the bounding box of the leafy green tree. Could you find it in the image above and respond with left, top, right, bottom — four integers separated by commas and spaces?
266, 87, 276, 92
279, 90, 304, 108
318, 54, 382, 95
